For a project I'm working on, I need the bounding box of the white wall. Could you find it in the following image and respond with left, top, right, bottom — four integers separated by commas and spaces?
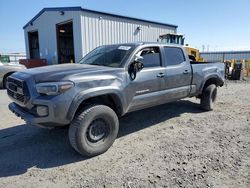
24, 11, 82, 64
80, 11, 176, 55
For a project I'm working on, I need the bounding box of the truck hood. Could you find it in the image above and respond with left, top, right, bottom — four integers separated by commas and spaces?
18, 64, 118, 82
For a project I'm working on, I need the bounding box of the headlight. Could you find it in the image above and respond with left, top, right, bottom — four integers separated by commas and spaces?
36, 81, 74, 95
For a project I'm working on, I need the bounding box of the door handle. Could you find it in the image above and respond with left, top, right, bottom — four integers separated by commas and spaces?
183, 70, 189, 74
157, 73, 165, 78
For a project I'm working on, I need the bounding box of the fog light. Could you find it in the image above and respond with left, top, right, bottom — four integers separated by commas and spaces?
36, 106, 48, 116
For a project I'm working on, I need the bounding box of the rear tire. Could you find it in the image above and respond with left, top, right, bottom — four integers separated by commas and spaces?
200, 84, 217, 111
69, 105, 119, 157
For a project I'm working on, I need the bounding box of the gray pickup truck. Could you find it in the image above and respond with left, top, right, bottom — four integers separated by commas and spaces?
7, 43, 224, 157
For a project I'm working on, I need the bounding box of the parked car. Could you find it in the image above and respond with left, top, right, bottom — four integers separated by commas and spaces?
7, 43, 225, 157
0, 62, 26, 88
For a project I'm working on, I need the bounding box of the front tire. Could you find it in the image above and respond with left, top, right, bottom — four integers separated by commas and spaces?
200, 84, 217, 111
3, 77, 8, 89
69, 105, 119, 157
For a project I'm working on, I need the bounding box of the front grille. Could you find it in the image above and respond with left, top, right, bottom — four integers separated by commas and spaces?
7, 90, 25, 102
7, 77, 29, 104
8, 77, 23, 87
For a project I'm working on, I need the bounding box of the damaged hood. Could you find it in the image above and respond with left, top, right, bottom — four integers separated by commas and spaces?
16, 63, 121, 83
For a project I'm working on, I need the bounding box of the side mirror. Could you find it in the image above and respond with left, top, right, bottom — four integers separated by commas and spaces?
128, 55, 144, 80
135, 61, 144, 72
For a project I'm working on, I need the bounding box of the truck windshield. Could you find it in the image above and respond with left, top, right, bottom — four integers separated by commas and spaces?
79, 45, 134, 67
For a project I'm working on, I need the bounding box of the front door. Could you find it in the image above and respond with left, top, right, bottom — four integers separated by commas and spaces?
127, 47, 166, 112
28, 31, 40, 59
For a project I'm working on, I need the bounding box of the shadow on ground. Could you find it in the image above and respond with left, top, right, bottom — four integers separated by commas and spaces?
0, 100, 203, 177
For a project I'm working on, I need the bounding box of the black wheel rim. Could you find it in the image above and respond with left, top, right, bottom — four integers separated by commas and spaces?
86, 119, 109, 143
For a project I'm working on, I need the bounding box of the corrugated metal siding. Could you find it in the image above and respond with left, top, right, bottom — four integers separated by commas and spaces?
24, 9, 176, 64
80, 12, 176, 55
200, 51, 250, 62
24, 11, 82, 64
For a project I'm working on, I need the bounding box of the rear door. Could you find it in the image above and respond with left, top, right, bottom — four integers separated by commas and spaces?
162, 47, 192, 101
127, 46, 166, 112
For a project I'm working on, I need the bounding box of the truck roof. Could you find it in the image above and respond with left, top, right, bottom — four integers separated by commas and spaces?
104, 42, 183, 48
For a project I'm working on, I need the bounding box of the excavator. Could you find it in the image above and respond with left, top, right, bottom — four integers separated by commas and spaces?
159, 33, 205, 62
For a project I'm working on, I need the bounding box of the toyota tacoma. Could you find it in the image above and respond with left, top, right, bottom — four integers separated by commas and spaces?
7, 43, 225, 157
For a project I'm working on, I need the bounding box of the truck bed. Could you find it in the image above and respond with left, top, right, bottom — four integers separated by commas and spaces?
191, 62, 225, 96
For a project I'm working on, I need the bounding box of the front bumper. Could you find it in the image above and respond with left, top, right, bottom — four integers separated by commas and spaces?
6, 73, 75, 128
9, 102, 71, 128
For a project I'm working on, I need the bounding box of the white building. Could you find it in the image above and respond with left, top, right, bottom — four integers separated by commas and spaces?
24, 7, 177, 64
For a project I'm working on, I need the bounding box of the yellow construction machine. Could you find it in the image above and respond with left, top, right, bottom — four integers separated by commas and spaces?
184, 45, 205, 62
246, 59, 250, 76
159, 33, 204, 61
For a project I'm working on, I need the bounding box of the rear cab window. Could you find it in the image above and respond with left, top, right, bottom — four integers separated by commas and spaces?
164, 47, 186, 66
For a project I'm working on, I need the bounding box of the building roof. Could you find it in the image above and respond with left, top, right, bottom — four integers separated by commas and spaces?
23, 6, 178, 29
200, 50, 250, 54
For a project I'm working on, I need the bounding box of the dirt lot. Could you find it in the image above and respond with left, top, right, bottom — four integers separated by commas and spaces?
0, 81, 249, 188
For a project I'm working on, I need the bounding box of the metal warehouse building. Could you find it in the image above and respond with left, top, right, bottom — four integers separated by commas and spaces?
24, 7, 177, 64
200, 51, 250, 62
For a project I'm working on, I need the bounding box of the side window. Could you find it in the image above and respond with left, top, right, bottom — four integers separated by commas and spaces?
164, 47, 185, 66
138, 47, 161, 68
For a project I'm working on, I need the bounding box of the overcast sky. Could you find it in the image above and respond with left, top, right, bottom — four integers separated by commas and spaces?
0, 0, 250, 53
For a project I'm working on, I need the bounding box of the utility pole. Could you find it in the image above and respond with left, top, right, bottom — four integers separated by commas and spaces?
202, 45, 205, 52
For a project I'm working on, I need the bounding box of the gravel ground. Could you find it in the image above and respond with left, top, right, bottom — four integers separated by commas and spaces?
0, 81, 249, 188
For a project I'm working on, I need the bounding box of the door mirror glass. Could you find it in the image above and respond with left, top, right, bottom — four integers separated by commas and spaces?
128, 55, 144, 80
135, 61, 144, 72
